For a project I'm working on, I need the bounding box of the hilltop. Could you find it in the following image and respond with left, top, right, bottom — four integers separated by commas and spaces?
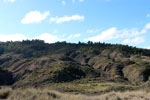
0, 40, 150, 88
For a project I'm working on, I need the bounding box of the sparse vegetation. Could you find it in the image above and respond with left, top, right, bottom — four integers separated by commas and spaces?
4, 88, 150, 100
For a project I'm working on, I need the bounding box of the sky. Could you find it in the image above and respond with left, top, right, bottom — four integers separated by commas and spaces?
0, 0, 150, 49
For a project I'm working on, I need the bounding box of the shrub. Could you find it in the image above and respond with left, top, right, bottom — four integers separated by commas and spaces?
0, 87, 11, 99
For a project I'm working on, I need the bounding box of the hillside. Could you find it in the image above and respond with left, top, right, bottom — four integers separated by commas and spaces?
0, 40, 150, 88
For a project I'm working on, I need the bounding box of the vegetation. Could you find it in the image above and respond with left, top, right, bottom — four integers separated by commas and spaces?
0, 40, 150, 99
0, 40, 150, 58
0, 87, 11, 99
0, 40, 150, 85
0, 87, 148, 100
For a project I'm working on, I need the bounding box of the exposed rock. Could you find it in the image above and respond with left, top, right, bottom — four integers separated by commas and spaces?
123, 64, 150, 82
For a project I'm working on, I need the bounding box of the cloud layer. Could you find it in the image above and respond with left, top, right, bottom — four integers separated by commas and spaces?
86, 23, 150, 45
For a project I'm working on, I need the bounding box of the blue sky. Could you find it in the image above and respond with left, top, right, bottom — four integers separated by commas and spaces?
0, 0, 150, 49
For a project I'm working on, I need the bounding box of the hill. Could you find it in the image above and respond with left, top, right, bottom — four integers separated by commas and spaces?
0, 40, 150, 88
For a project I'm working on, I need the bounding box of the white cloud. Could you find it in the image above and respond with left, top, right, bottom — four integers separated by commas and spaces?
74, 33, 81, 37
123, 37, 145, 45
87, 27, 118, 42
118, 28, 139, 38
141, 23, 150, 34
21, 11, 50, 24
116, 23, 150, 38
145, 46, 150, 49
0, 33, 81, 43
145, 23, 150, 29
0, 33, 58, 43
2, 0, 15, 3
86, 23, 150, 46
9, 0, 15, 3
35, 33, 59, 43
0, 34, 27, 42
50, 15, 84, 24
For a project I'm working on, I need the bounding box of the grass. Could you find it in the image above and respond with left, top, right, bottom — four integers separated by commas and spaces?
40, 80, 140, 95
7, 88, 150, 100
0, 81, 150, 100
8, 88, 61, 100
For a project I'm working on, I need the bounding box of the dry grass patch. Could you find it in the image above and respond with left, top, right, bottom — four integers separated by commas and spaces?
8, 88, 61, 100
7, 88, 150, 100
